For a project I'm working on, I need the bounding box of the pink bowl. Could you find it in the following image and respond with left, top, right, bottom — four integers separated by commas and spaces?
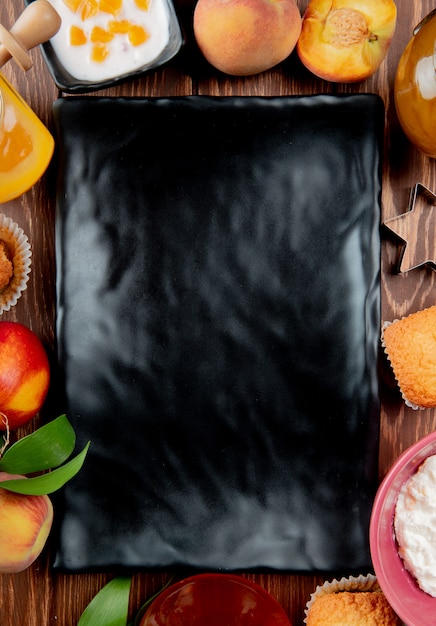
370, 430, 436, 626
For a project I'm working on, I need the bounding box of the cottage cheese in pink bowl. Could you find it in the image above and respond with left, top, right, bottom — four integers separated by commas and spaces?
370, 431, 436, 626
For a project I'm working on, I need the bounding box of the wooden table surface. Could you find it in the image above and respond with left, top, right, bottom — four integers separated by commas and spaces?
0, 0, 435, 623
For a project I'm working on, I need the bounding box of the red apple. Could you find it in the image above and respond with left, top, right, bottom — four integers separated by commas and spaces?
0, 321, 50, 430
0, 472, 53, 573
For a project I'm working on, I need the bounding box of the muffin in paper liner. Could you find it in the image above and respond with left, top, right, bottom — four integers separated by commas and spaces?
0, 214, 32, 313
304, 574, 377, 619
304, 574, 402, 625
381, 306, 436, 410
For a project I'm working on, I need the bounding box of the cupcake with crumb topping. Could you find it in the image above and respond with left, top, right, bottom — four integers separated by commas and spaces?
382, 306, 436, 409
0, 214, 31, 313
304, 574, 401, 625
0, 241, 13, 290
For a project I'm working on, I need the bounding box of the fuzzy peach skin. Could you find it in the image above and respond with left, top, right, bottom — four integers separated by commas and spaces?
0, 473, 53, 574
0, 321, 50, 430
193, 0, 302, 76
297, 0, 397, 82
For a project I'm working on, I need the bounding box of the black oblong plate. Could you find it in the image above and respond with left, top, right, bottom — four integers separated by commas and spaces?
52, 94, 383, 573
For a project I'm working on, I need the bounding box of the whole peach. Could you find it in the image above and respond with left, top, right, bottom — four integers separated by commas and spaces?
0, 321, 50, 430
193, 0, 302, 76
297, 0, 397, 82
0, 473, 53, 573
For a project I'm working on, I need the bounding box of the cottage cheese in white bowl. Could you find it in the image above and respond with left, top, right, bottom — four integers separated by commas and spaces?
24, 0, 183, 92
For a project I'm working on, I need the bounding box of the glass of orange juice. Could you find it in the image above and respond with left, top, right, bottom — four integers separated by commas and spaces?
0, 72, 54, 203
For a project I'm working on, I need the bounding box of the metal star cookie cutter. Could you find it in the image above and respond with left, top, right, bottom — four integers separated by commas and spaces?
384, 182, 436, 273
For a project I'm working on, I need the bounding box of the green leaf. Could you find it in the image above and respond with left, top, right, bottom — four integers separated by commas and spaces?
0, 442, 90, 495
78, 577, 132, 626
0, 414, 76, 474
130, 576, 174, 626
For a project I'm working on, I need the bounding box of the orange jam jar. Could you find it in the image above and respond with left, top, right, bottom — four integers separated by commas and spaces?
394, 9, 436, 158
0, 73, 54, 203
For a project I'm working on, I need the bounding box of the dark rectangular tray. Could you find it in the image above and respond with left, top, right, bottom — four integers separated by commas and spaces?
53, 94, 383, 573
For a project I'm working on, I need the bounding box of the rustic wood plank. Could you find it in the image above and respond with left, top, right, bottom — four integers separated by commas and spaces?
0, 0, 435, 623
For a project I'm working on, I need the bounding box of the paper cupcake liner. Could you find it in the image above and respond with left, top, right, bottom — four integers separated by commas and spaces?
0, 214, 32, 313
381, 320, 424, 411
304, 573, 379, 623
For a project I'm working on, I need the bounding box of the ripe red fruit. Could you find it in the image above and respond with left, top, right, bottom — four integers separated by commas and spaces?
0, 321, 50, 430
0, 472, 53, 573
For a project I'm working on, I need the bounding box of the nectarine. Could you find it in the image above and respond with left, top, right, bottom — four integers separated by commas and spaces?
0, 472, 53, 573
297, 0, 397, 82
0, 321, 50, 430
193, 0, 302, 76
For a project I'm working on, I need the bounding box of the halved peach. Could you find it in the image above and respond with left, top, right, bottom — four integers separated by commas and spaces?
297, 0, 397, 82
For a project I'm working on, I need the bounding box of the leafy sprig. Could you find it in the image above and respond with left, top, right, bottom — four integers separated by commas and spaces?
77, 575, 174, 626
0, 414, 90, 495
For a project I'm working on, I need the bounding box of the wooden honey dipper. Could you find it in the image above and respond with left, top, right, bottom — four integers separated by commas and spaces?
0, 0, 61, 70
